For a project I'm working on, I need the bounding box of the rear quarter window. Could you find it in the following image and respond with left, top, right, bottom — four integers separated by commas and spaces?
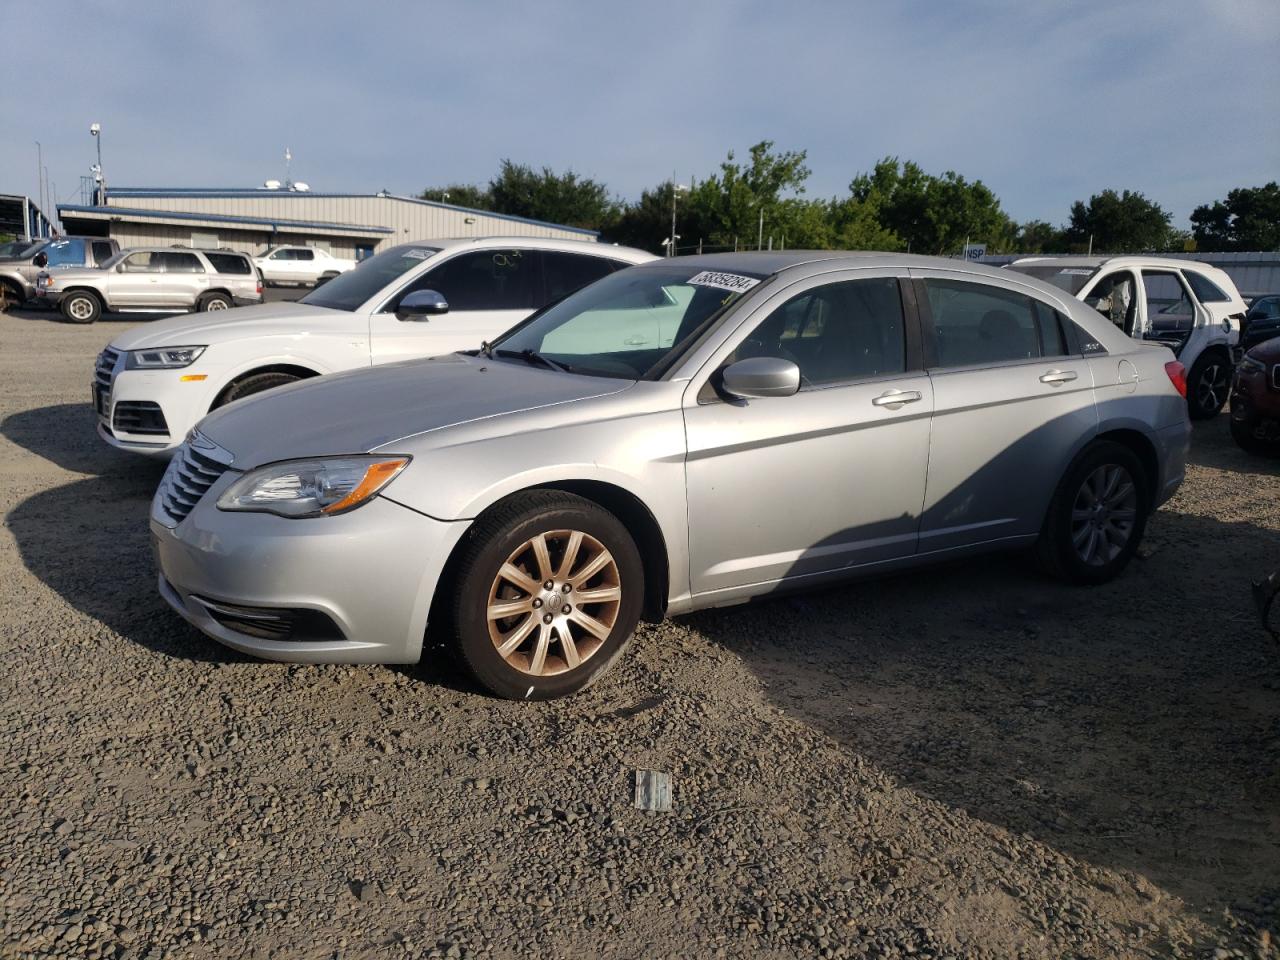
204, 253, 251, 275
1183, 270, 1230, 303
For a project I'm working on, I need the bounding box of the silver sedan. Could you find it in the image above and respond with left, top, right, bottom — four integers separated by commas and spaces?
151, 252, 1191, 699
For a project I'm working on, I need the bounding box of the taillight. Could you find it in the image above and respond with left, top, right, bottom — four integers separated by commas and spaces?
1164, 361, 1187, 398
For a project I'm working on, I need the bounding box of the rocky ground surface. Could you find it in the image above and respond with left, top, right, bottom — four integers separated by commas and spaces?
0, 305, 1277, 959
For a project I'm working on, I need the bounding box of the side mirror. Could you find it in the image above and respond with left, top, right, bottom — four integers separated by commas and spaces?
33, 252, 47, 268
396, 289, 449, 322
115, 263, 125, 273
720, 356, 801, 399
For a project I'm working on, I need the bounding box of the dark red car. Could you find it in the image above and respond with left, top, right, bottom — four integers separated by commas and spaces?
1230, 337, 1280, 454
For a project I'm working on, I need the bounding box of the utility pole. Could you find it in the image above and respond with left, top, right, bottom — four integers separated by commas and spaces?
757, 208, 764, 250
667, 178, 686, 258
90, 123, 105, 205
34, 141, 44, 224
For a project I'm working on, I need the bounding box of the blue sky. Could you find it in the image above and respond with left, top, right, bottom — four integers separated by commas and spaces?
5, 0, 1278, 229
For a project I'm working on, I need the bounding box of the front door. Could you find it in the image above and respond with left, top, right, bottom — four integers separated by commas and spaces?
107, 251, 164, 307
910, 269, 1097, 552
368, 248, 540, 364
684, 271, 933, 599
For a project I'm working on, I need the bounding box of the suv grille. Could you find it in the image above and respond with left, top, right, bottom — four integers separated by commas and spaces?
113, 401, 169, 436
95, 348, 120, 390
156, 434, 232, 526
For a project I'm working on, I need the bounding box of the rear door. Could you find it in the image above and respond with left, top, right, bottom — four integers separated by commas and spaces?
910, 269, 1097, 552
1137, 269, 1206, 356
368, 248, 541, 364
155, 251, 207, 307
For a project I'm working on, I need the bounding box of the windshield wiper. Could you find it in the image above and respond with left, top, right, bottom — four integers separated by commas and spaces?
495, 348, 573, 373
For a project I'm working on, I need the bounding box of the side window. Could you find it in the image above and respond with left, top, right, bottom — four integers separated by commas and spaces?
729, 277, 907, 386
268, 249, 288, 260
1142, 271, 1195, 334
157, 252, 204, 273
204, 253, 250, 275
294, 248, 315, 262
91, 241, 115, 265
1084, 271, 1139, 336
44, 238, 86, 268
1184, 271, 1229, 303
924, 278, 1047, 367
120, 251, 161, 273
410, 249, 536, 311
542, 252, 616, 302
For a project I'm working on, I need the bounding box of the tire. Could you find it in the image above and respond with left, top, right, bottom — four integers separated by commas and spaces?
60, 290, 102, 324
1187, 352, 1231, 419
198, 292, 233, 312
447, 490, 644, 700
1231, 417, 1280, 457
214, 370, 302, 408
0, 282, 23, 313
1036, 440, 1149, 585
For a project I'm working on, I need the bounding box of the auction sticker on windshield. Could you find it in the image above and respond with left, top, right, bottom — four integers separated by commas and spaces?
687, 271, 761, 293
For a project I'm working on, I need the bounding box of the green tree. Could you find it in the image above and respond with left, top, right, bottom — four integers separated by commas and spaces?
1014, 220, 1065, 254
849, 158, 1012, 254
682, 140, 813, 249
1190, 182, 1280, 251
1063, 189, 1172, 253
419, 183, 493, 209
603, 180, 682, 253
486, 160, 620, 230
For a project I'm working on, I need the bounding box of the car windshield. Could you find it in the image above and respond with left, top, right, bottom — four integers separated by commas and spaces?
490, 263, 767, 379
0, 240, 45, 259
298, 245, 441, 312
1005, 263, 1100, 296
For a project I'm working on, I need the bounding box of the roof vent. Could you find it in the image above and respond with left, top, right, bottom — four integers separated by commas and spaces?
293, 182, 310, 192
263, 179, 282, 190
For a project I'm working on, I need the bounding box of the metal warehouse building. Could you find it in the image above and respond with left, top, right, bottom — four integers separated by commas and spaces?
56, 187, 599, 260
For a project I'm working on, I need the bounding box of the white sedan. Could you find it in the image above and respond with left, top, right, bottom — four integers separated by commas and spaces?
253, 245, 357, 286
94, 237, 655, 455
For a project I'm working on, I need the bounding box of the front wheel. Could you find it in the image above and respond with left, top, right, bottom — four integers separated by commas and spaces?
61, 291, 102, 324
1037, 441, 1149, 585
1187, 352, 1231, 419
213, 370, 301, 408
448, 491, 644, 700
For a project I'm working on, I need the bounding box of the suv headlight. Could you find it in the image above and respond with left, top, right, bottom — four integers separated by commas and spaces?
217, 456, 410, 518
125, 346, 207, 369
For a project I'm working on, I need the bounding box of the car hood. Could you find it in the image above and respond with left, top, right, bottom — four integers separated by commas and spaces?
1247, 336, 1280, 363
108, 301, 349, 350
43, 265, 104, 280
196, 353, 634, 468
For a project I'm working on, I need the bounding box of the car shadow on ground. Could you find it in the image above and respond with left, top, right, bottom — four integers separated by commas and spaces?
2, 402, 150, 477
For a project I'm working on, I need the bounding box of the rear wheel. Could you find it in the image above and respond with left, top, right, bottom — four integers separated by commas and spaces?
61, 291, 102, 324
214, 370, 301, 408
1187, 352, 1231, 419
448, 490, 644, 700
1231, 416, 1280, 456
1037, 440, 1148, 584
198, 292, 233, 312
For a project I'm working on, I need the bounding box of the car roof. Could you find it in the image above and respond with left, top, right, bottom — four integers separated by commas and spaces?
1011, 254, 1222, 273
628, 250, 1025, 280
384, 237, 654, 263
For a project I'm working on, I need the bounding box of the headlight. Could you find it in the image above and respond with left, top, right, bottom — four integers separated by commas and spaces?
217, 456, 410, 518
125, 346, 206, 369
1240, 356, 1267, 374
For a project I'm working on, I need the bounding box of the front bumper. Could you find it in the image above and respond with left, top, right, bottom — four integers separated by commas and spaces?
94, 363, 217, 456
151, 479, 468, 664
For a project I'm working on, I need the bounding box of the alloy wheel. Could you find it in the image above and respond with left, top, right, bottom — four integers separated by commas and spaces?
486, 529, 622, 676
206, 298, 229, 311
1196, 362, 1228, 412
1070, 464, 1138, 566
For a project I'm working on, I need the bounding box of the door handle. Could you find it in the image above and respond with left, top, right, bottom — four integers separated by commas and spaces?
1039, 369, 1078, 385
871, 389, 922, 409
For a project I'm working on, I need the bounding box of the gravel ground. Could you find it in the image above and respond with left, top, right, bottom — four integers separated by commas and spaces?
1, 305, 1277, 960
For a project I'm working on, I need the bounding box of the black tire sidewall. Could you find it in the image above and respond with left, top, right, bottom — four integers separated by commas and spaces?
452, 495, 644, 700
1041, 441, 1149, 584
217, 372, 299, 407
61, 292, 100, 324
1187, 352, 1230, 419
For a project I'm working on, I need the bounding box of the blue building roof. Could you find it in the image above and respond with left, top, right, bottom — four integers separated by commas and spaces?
57, 203, 394, 236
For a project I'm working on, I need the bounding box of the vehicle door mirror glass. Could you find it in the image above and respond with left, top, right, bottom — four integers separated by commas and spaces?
720, 357, 801, 399
115, 263, 124, 273
33, 252, 47, 268
396, 289, 449, 321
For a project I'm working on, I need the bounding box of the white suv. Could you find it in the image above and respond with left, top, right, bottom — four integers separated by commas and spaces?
253, 245, 356, 286
1007, 256, 1248, 418
94, 237, 656, 454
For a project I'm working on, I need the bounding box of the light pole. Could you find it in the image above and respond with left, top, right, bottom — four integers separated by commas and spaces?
89, 123, 104, 205
668, 181, 687, 257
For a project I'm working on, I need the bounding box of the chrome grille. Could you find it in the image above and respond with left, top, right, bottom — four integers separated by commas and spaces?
156, 432, 233, 526
95, 348, 120, 390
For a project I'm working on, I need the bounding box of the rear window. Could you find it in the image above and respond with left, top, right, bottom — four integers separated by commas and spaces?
1005, 263, 1098, 296
204, 252, 251, 275
1184, 270, 1230, 303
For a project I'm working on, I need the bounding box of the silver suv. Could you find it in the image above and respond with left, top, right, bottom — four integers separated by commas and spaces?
36, 247, 264, 323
